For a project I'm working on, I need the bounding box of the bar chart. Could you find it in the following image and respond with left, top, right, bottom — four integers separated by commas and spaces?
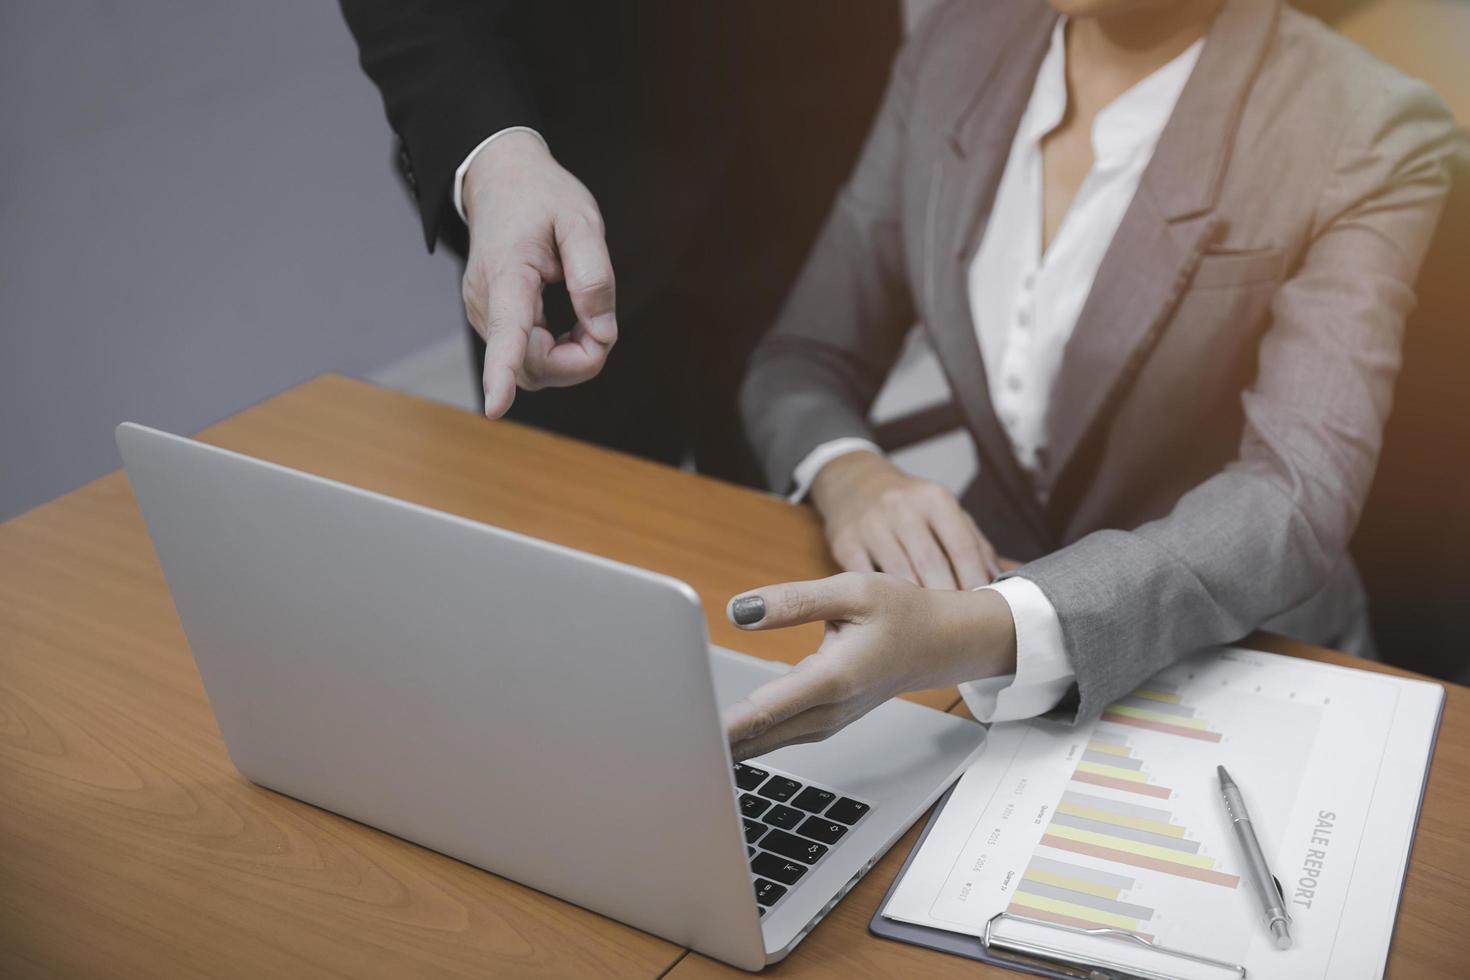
1008, 854, 1158, 940
884, 645, 1426, 979
1069, 729, 1174, 798
1036, 782, 1241, 886
1100, 679, 1223, 742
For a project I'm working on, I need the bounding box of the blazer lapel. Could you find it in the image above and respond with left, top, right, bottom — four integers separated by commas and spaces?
924, 1, 1057, 548
1041, 0, 1282, 491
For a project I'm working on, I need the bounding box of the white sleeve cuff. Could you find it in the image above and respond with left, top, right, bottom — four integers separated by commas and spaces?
453, 126, 549, 223
788, 438, 883, 503
960, 576, 1075, 723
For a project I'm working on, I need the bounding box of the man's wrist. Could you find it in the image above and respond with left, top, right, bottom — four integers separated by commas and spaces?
457, 128, 549, 222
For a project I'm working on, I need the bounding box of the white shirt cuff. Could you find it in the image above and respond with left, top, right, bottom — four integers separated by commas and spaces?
453, 126, 548, 223
960, 576, 1074, 723
788, 438, 883, 503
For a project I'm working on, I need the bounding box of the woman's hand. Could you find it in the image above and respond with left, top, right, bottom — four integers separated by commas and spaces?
810, 451, 1000, 590
723, 573, 1017, 761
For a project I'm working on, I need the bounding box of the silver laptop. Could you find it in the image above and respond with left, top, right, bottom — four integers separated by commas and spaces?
116, 422, 986, 970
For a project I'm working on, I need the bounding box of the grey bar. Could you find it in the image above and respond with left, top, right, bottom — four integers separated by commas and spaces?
1116, 694, 1195, 718
1015, 879, 1155, 921
1028, 855, 1134, 891
1087, 728, 1128, 745
1061, 790, 1174, 824
1136, 678, 1178, 694
1052, 812, 1201, 853
1082, 748, 1143, 770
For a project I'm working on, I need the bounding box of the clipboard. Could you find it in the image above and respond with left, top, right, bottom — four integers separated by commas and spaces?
868, 649, 1445, 979
870, 784, 1246, 980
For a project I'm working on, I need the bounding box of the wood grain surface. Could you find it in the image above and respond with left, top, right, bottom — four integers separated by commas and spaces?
2, 375, 1464, 978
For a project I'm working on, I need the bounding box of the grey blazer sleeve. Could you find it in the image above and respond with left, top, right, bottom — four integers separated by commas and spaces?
738, 13, 934, 493
1021, 80, 1463, 724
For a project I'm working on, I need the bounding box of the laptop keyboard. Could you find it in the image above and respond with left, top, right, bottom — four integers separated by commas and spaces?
732, 762, 872, 917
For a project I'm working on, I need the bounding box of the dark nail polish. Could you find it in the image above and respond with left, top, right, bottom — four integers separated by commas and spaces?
731, 596, 765, 626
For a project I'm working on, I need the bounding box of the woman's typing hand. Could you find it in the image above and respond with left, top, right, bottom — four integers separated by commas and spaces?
810, 450, 1001, 590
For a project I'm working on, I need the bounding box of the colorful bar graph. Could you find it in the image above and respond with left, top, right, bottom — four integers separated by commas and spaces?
1101, 710, 1224, 742
1005, 903, 1156, 942
1044, 824, 1217, 867
1024, 855, 1134, 899
1130, 679, 1183, 705
1075, 759, 1150, 783
1072, 769, 1172, 798
1115, 695, 1196, 718
1069, 735, 1176, 798
1050, 813, 1201, 852
1100, 683, 1223, 741
1040, 834, 1240, 887
1059, 791, 1186, 838
1049, 744, 1241, 889
1084, 739, 1133, 759
1009, 856, 1155, 940
1010, 889, 1143, 931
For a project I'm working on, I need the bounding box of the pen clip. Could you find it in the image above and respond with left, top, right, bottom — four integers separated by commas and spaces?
1271, 875, 1293, 923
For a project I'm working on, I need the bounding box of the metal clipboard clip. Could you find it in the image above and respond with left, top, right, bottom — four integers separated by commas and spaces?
982, 912, 1248, 980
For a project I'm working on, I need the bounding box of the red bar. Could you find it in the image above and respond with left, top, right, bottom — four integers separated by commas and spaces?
1102, 711, 1223, 742
1072, 770, 1172, 799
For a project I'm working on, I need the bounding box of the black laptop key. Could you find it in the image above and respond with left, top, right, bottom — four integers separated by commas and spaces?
763, 804, 804, 830
758, 907, 766, 917
754, 878, 788, 907
760, 828, 828, 865
752, 852, 807, 885
797, 815, 848, 845
790, 786, 836, 813
825, 797, 870, 825
734, 763, 769, 791
743, 818, 767, 844
740, 793, 771, 818
748, 846, 755, 858
757, 776, 802, 802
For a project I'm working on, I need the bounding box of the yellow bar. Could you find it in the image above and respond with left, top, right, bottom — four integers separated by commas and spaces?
1023, 868, 1121, 900
1130, 689, 1183, 704
1057, 802, 1186, 838
1076, 760, 1149, 783
1105, 704, 1210, 730
1045, 824, 1217, 869
1086, 740, 1133, 758
1011, 891, 1140, 931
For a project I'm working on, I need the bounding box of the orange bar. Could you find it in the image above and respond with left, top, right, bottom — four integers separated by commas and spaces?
1005, 902, 1155, 943
1102, 711, 1223, 742
1072, 770, 1172, 799
1041, 835, 1240, 888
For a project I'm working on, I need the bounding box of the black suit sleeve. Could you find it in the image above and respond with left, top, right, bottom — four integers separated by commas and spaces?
340, 0, 539, 251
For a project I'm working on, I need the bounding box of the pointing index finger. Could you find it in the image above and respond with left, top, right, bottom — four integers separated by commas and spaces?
480, 267, 541, 416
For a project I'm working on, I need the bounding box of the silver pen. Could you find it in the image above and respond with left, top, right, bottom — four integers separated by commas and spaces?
1217, 765, 1293, 950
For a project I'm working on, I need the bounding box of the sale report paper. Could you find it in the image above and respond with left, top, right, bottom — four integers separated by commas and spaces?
882, 647, 1443, 980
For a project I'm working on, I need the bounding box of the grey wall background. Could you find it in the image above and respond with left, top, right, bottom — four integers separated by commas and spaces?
0, 0, 940, 524
0, 1, 465, 522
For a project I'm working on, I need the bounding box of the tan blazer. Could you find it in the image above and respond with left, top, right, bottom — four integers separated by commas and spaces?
740, 0, 1465, 722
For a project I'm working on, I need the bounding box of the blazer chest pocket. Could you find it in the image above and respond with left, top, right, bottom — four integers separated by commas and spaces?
1190, 246, 1283, 289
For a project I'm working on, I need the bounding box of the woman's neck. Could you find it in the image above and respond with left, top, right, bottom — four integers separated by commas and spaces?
1065, 0, 1222, 108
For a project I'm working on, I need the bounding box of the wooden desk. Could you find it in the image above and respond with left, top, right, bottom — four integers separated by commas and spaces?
2, 375, 1465, 977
